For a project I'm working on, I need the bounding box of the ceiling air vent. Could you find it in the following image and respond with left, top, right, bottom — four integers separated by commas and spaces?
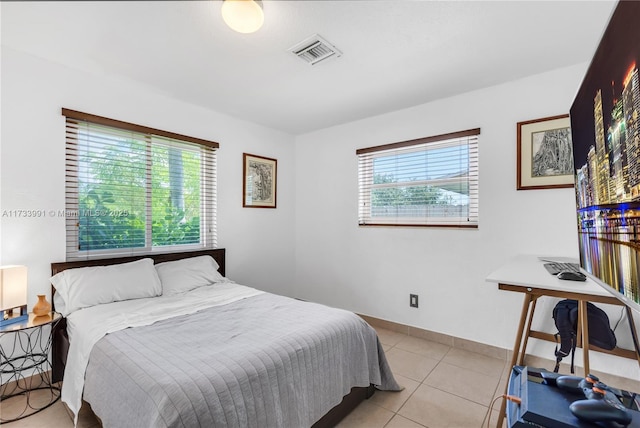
288, 34, 342, 66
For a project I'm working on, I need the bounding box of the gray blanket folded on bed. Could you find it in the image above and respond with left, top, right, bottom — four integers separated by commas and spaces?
83, 293, 401, 428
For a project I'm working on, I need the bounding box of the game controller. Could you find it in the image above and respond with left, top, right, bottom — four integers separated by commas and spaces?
561, 374, 633, 426
541, 371, 582, 392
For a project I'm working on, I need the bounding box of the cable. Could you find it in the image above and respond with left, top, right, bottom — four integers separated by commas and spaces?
609, 306, 640, 356
486, 394, 521, 427
506, 395, 522, 404
613, 306, 625, 332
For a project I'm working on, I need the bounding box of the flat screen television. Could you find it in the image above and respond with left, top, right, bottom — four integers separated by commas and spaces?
570, 0, 640, 313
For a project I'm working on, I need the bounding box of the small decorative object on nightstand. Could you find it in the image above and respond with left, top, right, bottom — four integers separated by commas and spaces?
0, 265, 28, 327
33, 294, 52, 317
0, 312, 62, 423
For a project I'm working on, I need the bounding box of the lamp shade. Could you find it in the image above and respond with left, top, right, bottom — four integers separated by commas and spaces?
221, 0, 264, 34
0, 265, 28, 311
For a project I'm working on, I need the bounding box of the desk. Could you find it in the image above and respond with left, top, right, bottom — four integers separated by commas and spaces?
486, 255, 640, 428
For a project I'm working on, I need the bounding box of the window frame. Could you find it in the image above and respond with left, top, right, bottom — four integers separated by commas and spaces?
356, 128, 479, 228
62, 108, 219, 259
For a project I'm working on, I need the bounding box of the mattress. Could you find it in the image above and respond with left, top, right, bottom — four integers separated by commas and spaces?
65, 285, 399, 427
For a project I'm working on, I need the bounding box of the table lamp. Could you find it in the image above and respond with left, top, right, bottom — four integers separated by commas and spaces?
0, 265, 28, 327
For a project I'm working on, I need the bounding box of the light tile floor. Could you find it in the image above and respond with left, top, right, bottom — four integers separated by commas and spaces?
3, 326, 639, 427
336, 327, 509, 428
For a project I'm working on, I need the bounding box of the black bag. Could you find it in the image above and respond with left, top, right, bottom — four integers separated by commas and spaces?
552, 299, 617, 373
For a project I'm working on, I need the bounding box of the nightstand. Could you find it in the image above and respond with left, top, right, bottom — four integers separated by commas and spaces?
0, 312, 62, 423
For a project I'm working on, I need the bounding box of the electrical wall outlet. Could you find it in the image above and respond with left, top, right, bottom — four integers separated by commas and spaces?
410, 294, 419, 308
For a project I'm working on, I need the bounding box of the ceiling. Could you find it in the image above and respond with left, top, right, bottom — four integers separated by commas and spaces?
1, 1, 617, 135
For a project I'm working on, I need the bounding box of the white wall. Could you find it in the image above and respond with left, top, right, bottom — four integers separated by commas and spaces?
3, 45, 638, 380
294, 63, 640, 379
0, 47, 296, 302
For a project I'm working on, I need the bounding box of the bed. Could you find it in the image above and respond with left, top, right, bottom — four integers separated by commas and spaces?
50, 249, 401, 427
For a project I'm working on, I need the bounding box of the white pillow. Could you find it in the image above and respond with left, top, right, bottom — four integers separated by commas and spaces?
50, 258, 162, 316
53, 291, 67, 315
155, 255, 224, 296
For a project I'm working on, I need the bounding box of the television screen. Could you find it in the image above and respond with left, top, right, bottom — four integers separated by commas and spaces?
570, 0, 640, 312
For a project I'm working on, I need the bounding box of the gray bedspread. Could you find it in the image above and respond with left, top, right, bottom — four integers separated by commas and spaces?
83, 293, 401, 428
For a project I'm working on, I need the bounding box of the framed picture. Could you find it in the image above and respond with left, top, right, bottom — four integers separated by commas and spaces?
517, 114, 575, 190
243, 153, 277, 208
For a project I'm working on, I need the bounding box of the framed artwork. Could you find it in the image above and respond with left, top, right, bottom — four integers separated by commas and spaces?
516, 114, 575, 190
243, 153, 277, 208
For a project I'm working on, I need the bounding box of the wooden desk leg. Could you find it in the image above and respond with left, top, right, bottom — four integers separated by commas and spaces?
578, 300, 590, 375
625, 307, 640, 368
518, 297, 538, 366
497, 293, 533, 428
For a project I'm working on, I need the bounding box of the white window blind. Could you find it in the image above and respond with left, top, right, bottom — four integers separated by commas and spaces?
63, 108, 218, 259
357, 128, 479, 227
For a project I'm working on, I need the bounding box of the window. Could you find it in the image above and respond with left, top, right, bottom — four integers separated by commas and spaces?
63, 109, 218, 259
357, 128, 479, 227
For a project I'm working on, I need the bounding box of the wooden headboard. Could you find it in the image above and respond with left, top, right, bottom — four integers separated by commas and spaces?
49, 248, 225, 382
51, 248, 226, 300
51, 248, 226, 277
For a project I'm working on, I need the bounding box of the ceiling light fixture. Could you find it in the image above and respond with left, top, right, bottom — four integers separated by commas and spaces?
221, 0, 264, 34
